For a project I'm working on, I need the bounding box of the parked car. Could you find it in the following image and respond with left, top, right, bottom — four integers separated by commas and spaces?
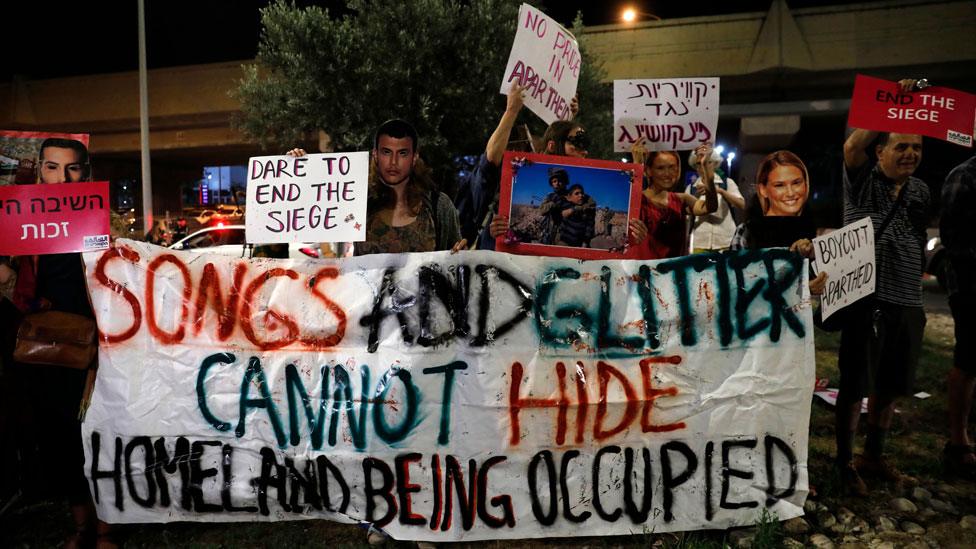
195, 205, 244, 227
169, 225, 323, 259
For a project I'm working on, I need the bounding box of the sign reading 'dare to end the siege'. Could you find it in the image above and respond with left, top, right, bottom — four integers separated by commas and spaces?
812, 217, 875, 321
500, 4, 580, 125
245, 152, 369, 244
0, 181, 110, 255
614, 78, 720, 153
848, 74, 976, 147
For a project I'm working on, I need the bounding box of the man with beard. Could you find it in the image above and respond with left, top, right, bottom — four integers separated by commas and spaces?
835, 80, 931, 495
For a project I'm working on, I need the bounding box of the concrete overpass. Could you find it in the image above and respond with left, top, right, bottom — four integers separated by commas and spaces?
0, 0, 972, 213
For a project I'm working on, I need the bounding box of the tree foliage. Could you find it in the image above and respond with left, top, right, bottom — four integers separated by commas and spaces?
235, 0, 613, 189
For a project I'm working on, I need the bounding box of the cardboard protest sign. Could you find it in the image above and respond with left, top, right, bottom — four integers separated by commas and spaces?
82, 241, 814, 540
0, 181, 110, 255
614, 78, 720, 152
500, 4, 580, 124
245, 152, 369, 244
848, 74, 976, 147
495, 152, 642, 260
0, 130, 90, 186
812, 217, 875, 320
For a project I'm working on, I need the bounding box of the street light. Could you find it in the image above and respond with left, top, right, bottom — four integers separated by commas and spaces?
621, 7, 661, 23
727, 151, 736, 174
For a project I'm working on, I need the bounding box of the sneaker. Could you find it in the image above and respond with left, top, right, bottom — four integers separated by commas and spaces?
854, 454, 918, 486
943, 443, 976, 480
835, 461, 869, 497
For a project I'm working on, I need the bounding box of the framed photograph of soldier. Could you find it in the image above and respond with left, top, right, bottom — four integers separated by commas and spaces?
495, 151, 643, 260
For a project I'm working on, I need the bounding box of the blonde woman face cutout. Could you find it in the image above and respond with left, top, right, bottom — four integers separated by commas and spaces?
759, 164, 808, 216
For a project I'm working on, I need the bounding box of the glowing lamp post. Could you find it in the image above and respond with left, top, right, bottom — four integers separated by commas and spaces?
621, 7, 661, 23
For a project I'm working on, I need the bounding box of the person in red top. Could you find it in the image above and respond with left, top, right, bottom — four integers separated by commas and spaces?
630, 138, 718, 259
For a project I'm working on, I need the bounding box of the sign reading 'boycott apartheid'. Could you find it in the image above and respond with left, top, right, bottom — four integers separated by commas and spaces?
812, 217, 875, 321
848, 74, 976, 147
0, 181, 110, 255
500, 4, 580, 124
82, 241, 813, 541
245, 152, 369, 244
614, 78, 720, 153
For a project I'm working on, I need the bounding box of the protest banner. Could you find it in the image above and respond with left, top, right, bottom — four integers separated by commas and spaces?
82, 241, 814, 541
614, 78, 720, 153
499, 4, 580, 124
245, 152, 369, 244
812, 217, 875, 321
848, 74, 976, 147
495, 152, 642, 260
0, 181, 110, 255
0, 130, 90, 186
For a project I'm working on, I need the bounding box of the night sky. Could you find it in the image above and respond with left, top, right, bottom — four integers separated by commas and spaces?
3, 0, 861, 81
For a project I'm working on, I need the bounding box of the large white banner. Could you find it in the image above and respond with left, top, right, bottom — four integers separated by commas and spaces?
813, 217, 875, 320
500, 4, 580, 124
245, 152, 369, 244
82, 241, 814, 541
614, 78, 720, 152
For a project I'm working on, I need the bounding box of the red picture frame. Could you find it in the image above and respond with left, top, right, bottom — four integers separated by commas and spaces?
495, 151, 644, 260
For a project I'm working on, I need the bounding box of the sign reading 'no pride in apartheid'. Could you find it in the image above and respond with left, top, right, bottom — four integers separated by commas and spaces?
848, 74, 976, 147
499, 4, 580, 125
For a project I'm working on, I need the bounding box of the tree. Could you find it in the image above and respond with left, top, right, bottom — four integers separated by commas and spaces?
235, 0, 613, 191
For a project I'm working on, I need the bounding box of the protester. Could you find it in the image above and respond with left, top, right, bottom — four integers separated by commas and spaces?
454, 84, 529, 250
940, 151, 976, 478
289, 119, 462, 255
835, 79, 930, 496
6, 138, 118, 547
686, 147, 744, 253
630, 138, 718, 259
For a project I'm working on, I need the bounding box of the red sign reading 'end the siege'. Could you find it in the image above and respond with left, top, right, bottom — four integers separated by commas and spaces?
848, 74, 976, 147
0, 181, 110, 255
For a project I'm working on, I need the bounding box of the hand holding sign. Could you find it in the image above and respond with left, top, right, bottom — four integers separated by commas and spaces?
245, 152, 369, 244
499, 4, 580, 124
812, 217, 876, 320
848, 74, 976, 147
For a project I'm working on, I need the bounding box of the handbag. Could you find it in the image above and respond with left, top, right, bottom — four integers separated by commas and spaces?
14, 310, 97, 369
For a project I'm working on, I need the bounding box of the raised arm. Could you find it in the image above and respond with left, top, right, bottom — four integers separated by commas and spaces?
688, 143, 718, 215
843, 129, 878, 171
844, 79, 919, 170
486, 84, 525, 166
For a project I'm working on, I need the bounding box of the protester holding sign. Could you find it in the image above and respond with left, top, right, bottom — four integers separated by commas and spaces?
289, 119, 461, 256
835, 79, 931, 496
686, 147, 743, 253
3, 137, 117, 547
630, 138, 718, 259
940, 152, 976, 478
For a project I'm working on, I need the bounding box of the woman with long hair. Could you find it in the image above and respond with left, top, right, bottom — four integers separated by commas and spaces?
630, 138, 718, 259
